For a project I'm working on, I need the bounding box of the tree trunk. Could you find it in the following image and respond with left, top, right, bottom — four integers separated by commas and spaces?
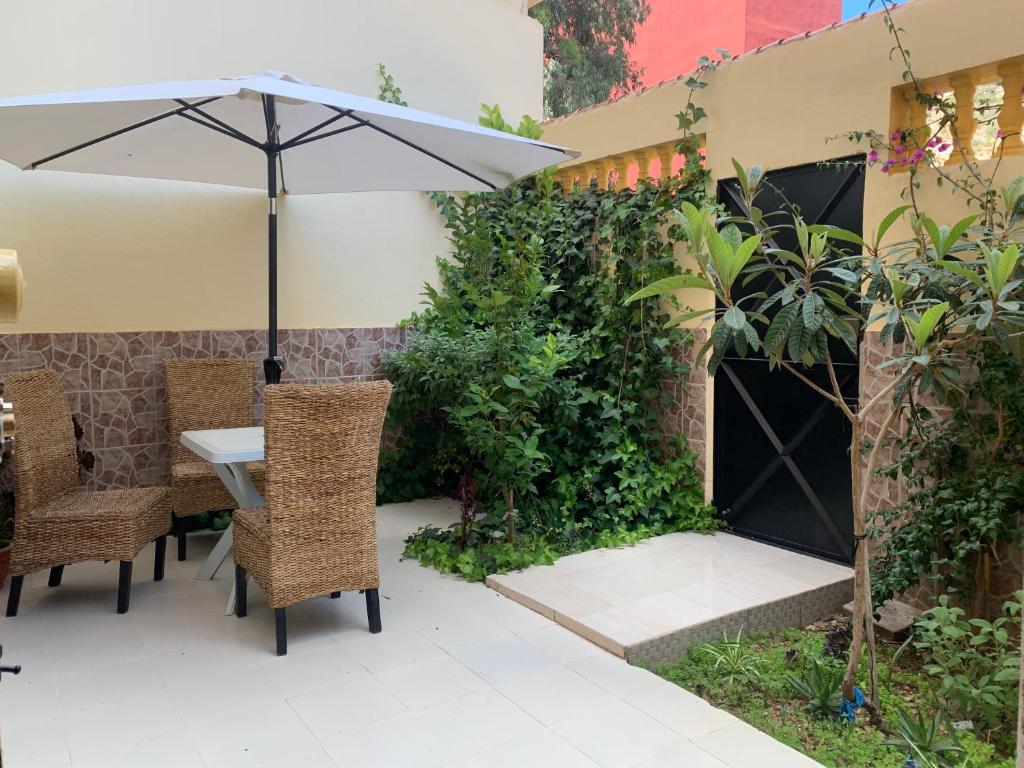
843, 420, 866, 702
502, 485, 517, 545
842, 418, 880, 708
1017, 564, 1023, 768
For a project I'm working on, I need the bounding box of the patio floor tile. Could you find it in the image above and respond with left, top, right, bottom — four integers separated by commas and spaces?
464, 729, 600, 768
318, 713, 458, 768
552, 701, 689, 768
287, 676, 408, 739
374, 654, 487, 710
0, 499, 820, 767
497, 665, 615, 726
447, 635, 558, 686
416, 688, 542, 759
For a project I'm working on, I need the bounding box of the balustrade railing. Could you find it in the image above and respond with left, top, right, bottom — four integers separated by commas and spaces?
890, 53, 1024, 168
551, 138, 701, 192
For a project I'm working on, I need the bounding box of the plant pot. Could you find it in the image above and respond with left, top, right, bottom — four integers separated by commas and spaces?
0, 544, 10, 590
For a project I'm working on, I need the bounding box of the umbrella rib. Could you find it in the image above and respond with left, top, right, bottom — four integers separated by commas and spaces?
172, 100, 263, 148
281, 122, 366, 150
278, 110, 355, 150
175, 110, 261, 147
26, 96, 224, 170
323, 106, 499, 190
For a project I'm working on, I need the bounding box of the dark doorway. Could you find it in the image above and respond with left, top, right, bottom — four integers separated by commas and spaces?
713, 156, 865, 564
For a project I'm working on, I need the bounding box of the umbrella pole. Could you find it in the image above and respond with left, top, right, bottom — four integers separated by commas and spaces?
263, 96, 283, 385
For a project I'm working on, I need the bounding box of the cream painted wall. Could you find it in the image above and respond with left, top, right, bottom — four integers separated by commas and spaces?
0, 0, 543, 332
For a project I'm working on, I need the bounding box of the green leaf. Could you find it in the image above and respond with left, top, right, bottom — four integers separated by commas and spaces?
731, 158, 748, 197
724, 306, 746, 330
764, 302, 799, 357
938, 260, 985, 289
807, 224, 864, 248
802, 293, 825, 333
920, 215, 942, 256
873, 204, 912, 250
711, 232, 762, 293
502, 374, 523, 390
626, 273, 714, 303
909, 301, 949, 350
943, 214, 978, 255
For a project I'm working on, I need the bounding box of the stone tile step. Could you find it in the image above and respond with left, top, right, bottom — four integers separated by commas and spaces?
488, 532, 854, 666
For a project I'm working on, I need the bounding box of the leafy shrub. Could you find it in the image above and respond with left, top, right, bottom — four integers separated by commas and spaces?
786, 657, 844, 719
379, 116, 717, 576
911, 593, 1022, 735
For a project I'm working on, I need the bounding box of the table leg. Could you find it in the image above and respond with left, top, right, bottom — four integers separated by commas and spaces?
195, 521, 235, 581
194, 462, 265, 584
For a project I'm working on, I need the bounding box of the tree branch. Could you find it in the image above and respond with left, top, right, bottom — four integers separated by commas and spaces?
861, 368, 914, 418
780, 360, 844, 407
826, 355, 856, 421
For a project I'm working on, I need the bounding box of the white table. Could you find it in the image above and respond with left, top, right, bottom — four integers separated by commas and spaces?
180, 427, 265, 615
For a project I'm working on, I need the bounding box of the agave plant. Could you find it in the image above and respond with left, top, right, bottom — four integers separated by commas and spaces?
785, 658, 843, 719
885, 707, 966, 768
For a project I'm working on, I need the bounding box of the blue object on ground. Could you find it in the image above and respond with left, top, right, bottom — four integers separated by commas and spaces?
839, 686, 865, 722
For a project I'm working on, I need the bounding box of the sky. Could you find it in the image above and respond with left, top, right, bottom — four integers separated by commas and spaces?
842, 0, 904, 19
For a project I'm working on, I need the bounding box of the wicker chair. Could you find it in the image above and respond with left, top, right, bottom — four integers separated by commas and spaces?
233, 381, 392, 655
2, 369, 171, 616
164, 357, 265, 561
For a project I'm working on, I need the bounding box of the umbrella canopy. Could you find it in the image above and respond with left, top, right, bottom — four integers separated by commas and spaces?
0, 71, 578, 380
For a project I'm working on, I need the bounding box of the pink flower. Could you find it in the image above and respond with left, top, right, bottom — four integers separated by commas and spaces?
893, 145, 904, 154
938, 142, 951, 152
867, 150, 879, 164
880, 163, 890, 173
891, 129, 902, 142
910, 149, 926, 164
996, 130, 1004, 140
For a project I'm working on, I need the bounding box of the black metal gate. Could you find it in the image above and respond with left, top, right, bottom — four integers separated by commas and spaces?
713, 156, 865, 564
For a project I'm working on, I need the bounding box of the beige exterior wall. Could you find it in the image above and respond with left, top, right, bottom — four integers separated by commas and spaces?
539, 0, 1024, 499
0, 0, 543, 333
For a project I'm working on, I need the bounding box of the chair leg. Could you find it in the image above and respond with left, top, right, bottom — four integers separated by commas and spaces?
235, 565, 248, 618
5, 575, 23, 617
116, 561, 132, 614
275, 608, 287, 656
365, 588, 382, 634
48, 565, 65, 587
175, 516, 187, 561
154, 536, 167, 582
330, 591, 341, 599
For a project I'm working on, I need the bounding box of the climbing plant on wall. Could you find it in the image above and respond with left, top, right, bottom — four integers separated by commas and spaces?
372, 72, 717, 579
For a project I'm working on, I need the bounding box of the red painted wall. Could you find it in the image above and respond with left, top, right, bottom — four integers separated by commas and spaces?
629, 0, 842, 87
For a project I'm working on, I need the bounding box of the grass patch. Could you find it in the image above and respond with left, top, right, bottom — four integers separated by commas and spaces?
654, 621, 1015, 768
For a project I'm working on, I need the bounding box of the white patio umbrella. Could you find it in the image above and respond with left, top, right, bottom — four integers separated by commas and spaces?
0, 71, 578, 382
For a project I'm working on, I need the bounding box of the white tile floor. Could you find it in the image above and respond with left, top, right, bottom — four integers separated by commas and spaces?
0, 500, 821, 768
487, 531, 852, 659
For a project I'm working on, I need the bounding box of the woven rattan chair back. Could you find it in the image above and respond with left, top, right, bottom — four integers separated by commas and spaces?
2, 370, 79, 529
262, 381, 392, 597
165, 358, 255, 466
